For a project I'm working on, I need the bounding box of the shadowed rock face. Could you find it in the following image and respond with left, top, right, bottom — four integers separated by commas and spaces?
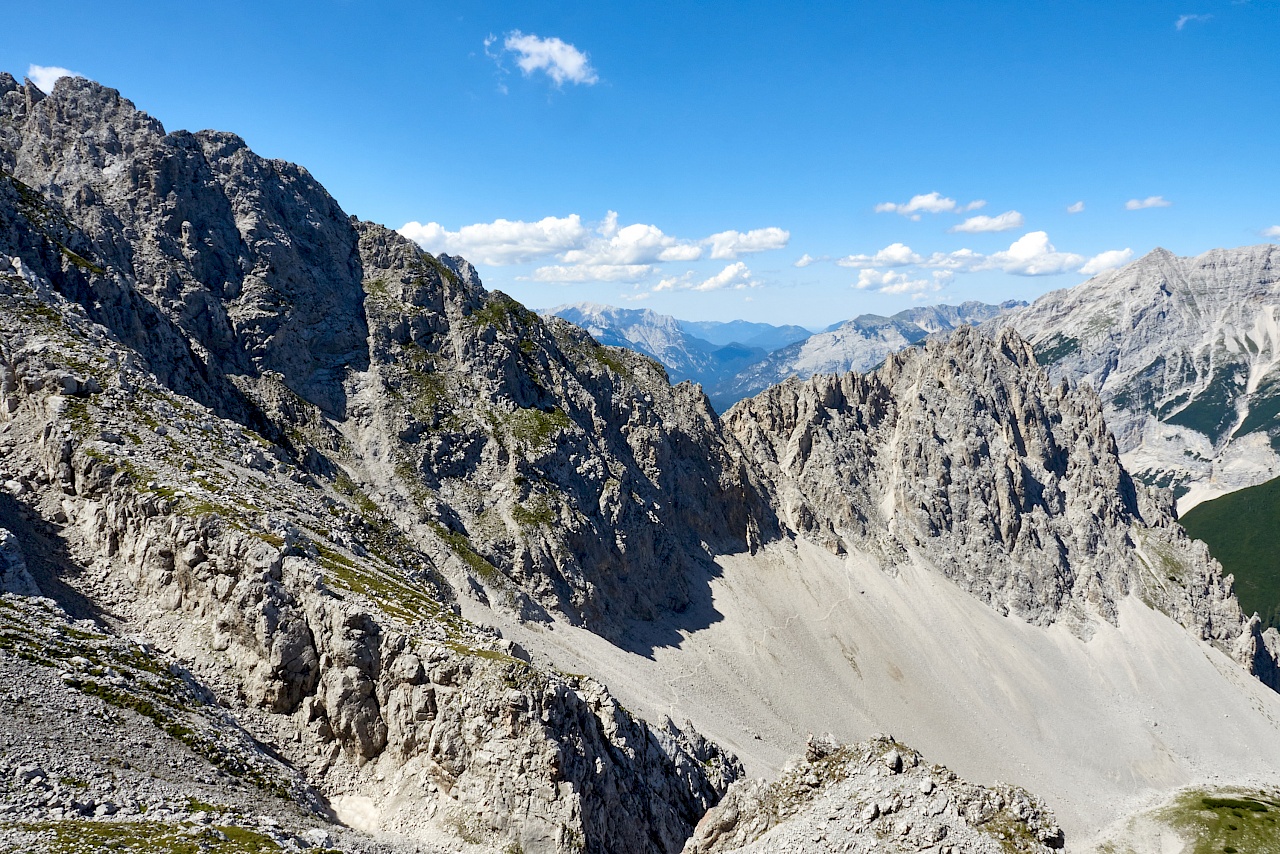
0, 73, 752, 853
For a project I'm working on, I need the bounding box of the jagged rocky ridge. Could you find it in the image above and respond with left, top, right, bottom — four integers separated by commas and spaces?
715, 300, 1024, 407
724, 326, 1280, 682
0, 71, 1278, 853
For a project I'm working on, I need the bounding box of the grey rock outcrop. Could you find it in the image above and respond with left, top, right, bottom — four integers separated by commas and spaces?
0, 528, 38, 596
684, 735, 1064, 853
0, 73, 776, 640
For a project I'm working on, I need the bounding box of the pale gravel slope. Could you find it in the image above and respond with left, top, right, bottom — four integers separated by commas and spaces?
472, 537, 1280, 848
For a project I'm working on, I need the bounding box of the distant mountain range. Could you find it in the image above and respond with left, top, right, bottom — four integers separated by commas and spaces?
546, 300, 1025, 411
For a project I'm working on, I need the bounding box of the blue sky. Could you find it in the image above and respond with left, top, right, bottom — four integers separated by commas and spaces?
6, 1, 1279, 326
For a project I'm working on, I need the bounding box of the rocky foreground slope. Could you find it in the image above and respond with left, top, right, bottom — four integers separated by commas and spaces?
0, 72, 1278, 853
991, 245, 1280, 511
685, 735, 1063, 853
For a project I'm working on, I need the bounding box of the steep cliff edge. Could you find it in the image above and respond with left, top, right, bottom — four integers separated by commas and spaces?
0, 73, 774, 640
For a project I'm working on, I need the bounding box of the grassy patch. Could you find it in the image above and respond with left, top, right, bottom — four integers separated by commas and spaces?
1234, 368, 1280, 452
0, 820, 282, 853
428, 522, 503, 586
1112, 356, 1167, 413
511, 495, 555, 529
1180, 476, 1280, 629
468, 294, 539, 331
502, 407, 571, 448
1150, 790, 1280, 854
1032, 333, 1080, 366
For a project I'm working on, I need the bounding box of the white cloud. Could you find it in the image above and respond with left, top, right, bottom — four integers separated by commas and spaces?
950, 210, 1024, 233
836, 232, 1133, 281
399, 215, 588, 265
562, 219, 702, 265
875, 192, 985, 220
1125, 195, 1172, 210
1261, 226, 1280, 239
985, 231, 1085, 276
854, 269, 946, 297
1176, 13, 1212, 29
529, 264, 655, 283
1078, 248, 1134, 275
655, 262, 755, 293
27, 64, 80, 94
705, 227, 790, 259
794, 253, 817, 268
400, 211, 789, 283
502, 31, 598, 86
837, 242, 923, 268
1067, 201, 1085, 214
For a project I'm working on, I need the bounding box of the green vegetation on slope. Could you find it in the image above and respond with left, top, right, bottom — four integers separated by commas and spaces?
1164, 363, 1248, 446
1158, 791, 1280, 854
1180, 476, 1280, 629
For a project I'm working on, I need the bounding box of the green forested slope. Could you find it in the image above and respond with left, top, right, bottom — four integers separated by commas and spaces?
1181, 477, 1280, 629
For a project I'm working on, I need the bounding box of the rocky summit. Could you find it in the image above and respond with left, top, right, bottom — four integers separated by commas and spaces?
0, 72, 1279, 854
991, 244, 1280, 512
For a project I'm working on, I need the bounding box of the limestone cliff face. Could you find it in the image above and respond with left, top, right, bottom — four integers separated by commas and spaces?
725, 326, 1275, 679
0, 73, 775, 638
684, 735, 1064, 854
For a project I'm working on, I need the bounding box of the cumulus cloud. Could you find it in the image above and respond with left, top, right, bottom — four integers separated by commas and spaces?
500, 31, 598, 86
874, 192, 986, 220
27, 64, 80, 94
1126, 195, 1172, 210
1262, 226, 1280, 239
1078, 248, 1134, 275
705, 227, 790, 259
654, 262, 755, 293
834, 232, 1131, 292
528, 264, 655, 283
854, 269, 949, 298
1176, 13, 1212, 29
983, 231, 1087, 276
1067, 201, 1085, 214
794, 253, 816, 268
837, 242, 923, 268
400, 211, 788, 284
950, 210, 1024, 233
562, 218, 701, 265
399, 215, 588, 265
